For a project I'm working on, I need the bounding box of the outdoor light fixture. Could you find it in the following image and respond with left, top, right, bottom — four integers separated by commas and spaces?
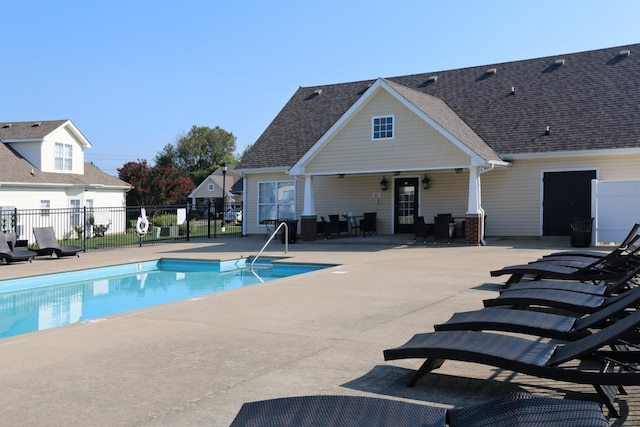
422, 175, 430, 189
380, 176, 388, 191
455, 168, 463, 174
338, 174, 345, 179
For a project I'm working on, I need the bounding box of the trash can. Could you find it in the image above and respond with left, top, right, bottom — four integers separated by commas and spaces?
569, 217, 593, 247
279, 219, 298, 243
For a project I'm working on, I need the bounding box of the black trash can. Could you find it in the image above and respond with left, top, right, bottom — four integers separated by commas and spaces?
279, 219, 298, 243
569, 217, 594, 247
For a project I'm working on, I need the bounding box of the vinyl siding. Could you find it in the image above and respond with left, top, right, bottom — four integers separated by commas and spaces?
41, 126, 85, 174
482, 153, 640, 237
305, 90, 470, 174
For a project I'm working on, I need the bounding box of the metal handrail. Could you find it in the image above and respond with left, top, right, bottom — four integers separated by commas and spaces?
250, 221, 289, 276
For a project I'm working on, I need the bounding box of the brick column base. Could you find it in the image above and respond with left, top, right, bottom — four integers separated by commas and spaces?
465, 215, 482, 245
300, 215, 318, 241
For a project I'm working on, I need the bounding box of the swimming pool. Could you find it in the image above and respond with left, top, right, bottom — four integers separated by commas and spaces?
0, 258, 333, 339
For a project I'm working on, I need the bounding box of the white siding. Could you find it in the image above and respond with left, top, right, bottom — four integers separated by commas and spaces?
41, 126, 85, 174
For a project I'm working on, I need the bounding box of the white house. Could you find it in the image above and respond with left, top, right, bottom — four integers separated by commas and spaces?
0, 119, 131, 239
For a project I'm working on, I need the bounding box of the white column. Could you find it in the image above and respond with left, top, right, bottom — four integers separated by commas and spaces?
302, 175, 315, 216
466, 166, 481, 214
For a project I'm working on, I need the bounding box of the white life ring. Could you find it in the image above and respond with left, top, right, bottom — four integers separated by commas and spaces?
136, 216, 149, 235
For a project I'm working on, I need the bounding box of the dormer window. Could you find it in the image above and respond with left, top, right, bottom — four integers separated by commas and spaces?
372, 115, 394, 140
54, 142, 73, 171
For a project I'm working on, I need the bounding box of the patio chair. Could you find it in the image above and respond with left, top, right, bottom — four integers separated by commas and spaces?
360, 212, 377, 236
490, 238, 640, 285
434, 213, 452, 242
328, 214, 348, 234
541, 222, 640, 260
505, 263, 640, 295
0, 232, 36, 264
383, 308, 640, 417
229, 393, 608, 427
32, 226, 82, 258
414, 216, 428, 242
320, 217, 340, 239
230, 394, 447, 427
435, 285, 640, 340
482, 283, 640, 314
447, 392, 608, 427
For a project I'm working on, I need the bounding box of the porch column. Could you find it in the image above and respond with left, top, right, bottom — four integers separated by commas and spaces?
300, 175, 318, 241
465, 167, 483, 245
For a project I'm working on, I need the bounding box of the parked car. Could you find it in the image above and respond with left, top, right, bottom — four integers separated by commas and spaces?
224, 208, 242, 224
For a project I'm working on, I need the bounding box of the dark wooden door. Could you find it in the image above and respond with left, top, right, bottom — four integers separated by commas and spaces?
543, 170, 596, 236
394, 177, 418, 233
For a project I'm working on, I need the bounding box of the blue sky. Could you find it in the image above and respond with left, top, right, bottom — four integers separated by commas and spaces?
3, 1, 639, 176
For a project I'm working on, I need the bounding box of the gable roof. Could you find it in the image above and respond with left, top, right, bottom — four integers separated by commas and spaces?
0, 119, 91, 147
238, 43, 640, 171
0, 120, 128, 188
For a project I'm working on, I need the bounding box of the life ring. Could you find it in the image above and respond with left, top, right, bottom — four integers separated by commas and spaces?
136, 216, 149, 235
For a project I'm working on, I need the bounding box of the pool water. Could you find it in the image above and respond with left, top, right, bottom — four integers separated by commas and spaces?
0, 258, 332, 339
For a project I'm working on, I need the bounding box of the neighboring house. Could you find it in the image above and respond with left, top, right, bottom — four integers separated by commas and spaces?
188, 164, 242, 212
236, 43, 640, 244
0, 119, 131, 239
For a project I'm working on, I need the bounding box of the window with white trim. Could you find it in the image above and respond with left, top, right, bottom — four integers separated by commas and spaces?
54, 142, 73, 171
372, 115, 394, 140
207, 184, 214, 191
69, 199, 81, 227
40, 200, 50, 217
258, 181, 295, 223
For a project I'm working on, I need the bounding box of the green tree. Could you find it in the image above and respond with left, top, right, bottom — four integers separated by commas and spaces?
154, 143, 178, 168
174, 125, 236, 182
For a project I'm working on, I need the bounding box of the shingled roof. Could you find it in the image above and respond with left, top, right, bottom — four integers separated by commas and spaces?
238, 43, 640, 170
0, 119, 129, 188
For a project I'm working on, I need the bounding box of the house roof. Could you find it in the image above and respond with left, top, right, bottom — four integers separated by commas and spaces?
0, 119, 91, 147
237, 43, 640, 170
0, 120, 129, 188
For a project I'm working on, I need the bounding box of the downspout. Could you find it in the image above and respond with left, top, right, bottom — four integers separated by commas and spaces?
476, 164, 495, 246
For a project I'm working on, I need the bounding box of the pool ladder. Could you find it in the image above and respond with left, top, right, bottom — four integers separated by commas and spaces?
250, 221, 289, 281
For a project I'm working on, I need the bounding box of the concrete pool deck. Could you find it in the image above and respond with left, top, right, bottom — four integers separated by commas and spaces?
0, 235, 636, 426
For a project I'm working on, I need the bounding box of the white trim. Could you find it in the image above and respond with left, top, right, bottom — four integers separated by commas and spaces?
503, 147, 640, 160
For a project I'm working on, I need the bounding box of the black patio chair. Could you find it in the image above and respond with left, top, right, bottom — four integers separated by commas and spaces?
434, 213, 452, 242
435, 285, 640, 340
32, 226, 82, 258
360, 212, 377, 236
383, 308, 640, 417
0, 232, 36, 264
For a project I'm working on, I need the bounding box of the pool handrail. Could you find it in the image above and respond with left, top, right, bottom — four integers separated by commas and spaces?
251, 221, 288, 277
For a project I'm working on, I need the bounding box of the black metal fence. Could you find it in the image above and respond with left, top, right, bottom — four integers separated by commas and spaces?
1, 201, 243, 252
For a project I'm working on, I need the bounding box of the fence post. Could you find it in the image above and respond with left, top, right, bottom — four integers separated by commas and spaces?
186, 202, 190, 241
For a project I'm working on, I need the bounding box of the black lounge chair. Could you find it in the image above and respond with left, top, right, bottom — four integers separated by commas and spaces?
230, 394, 447, 427
504, 263, 640, 295
541, 222, 640, 260
0, 233, 36, 264
447, 392, 608, 427
383, 308, 640, 417
490, 238, 640, 285
482, 284, 640, 314
32, 226, 82, 258
229, 393, 608, 427
436, 285, 640, 340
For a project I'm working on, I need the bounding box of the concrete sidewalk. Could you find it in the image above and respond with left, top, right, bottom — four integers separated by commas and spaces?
0, 236, 634, 426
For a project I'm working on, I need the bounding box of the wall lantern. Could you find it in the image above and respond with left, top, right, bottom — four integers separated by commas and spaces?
422, 175, 430, 189
380, 176, 388, 191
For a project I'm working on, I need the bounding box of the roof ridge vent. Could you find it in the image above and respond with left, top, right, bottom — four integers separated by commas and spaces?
486, 68, 497, 75
1, 123, 12, 128
427, 75, 438, 82
619, 49, 631, 57
554, 59, 565, 66
31, 122, 42, 127
313, 89, 323, 96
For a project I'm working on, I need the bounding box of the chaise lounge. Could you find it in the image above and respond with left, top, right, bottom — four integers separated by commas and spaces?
229, 393, 608, 427
383, 308, 640, 417
435, 285, 640, 340
33, 226, 82, 258
0, 232, 36, 264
